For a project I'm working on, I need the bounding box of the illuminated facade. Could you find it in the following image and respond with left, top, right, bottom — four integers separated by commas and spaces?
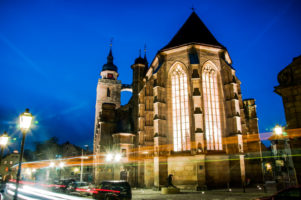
93, 12, 263, 189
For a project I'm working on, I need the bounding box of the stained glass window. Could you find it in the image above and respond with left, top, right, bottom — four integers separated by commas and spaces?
171, 64, 190, 151
202, 64, 222, 150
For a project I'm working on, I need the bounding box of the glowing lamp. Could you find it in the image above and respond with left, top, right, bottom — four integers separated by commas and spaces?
0, 132, 9, 146
19, 109, 33, 132
274, 125, 283, 136
49, 162, 55, 168
265, 163, 272, 170
106, 153, 113, 162
59, 162, 65, 168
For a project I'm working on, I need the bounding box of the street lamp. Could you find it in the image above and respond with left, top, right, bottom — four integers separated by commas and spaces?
80, 145, 89, 182
49, 162, 55, 168
14, 108, 33, 200
0, 131, 9, 165
105, 153, 122, 180
274, 125, 283, 136
59, 162, 65, 180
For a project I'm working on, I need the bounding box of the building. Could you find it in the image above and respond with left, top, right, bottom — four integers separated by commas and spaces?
93, 12, 263, 189
0, 150, 25, 180
274, 55, 301, 185
275, 55, 301, 129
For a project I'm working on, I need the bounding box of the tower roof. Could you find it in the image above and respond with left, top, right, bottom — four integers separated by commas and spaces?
161, 12, 223, 51
102, 47, 118, 72
134, 49, 145, 65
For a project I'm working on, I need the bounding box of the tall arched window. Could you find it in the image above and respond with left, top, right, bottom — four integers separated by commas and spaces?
202, 63, 222, 150
171, 64, 190, 151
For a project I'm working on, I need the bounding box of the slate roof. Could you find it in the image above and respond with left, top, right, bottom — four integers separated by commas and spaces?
161, 12, 224, 51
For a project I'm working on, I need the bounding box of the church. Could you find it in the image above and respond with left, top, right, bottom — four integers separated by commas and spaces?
93, 12, 263, 189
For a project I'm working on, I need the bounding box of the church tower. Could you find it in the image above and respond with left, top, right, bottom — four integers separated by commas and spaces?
131, 49, 148, 133
95, 47, 121, 113
93, 47, 122, 183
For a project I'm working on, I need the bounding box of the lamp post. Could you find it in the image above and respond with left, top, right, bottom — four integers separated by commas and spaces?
59, 162, 65, 180
80, 145, 89, 182
14, 108, 33, 200
0, 131, 9, 165
46, 162, 55, 181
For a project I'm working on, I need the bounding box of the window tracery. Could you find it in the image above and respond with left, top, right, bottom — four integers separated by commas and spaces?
171, 64, 190, 151
202, 63, 222, 150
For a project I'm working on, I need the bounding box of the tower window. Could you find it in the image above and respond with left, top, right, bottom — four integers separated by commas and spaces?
107, 73, 114, 79
171, 64, 190, 152
202, 63, 222, 150
107, 88, 110, 97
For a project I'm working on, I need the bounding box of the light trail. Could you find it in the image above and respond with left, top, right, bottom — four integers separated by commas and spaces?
6, 183, 90, 200
7, 184, 39, 200
9, 129, 301, 169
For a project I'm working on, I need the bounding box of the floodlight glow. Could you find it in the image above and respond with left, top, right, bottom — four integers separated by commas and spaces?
114, 153, 122, 162
274, 125, 283, 136
265, 163, 272, 170
32, 169, 36, 173
49, 162, 55, 168
106, 153, 113, 162
19, 109, 33, 131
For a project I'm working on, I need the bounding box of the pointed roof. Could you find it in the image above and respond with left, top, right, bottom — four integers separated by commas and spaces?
102, 47, 118, 72
161, 12, 223, 51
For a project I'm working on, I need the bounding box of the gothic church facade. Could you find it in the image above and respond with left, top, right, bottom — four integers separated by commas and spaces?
93, 12, 262, 189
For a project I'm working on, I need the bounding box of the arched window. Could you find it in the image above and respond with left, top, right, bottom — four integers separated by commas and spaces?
107, 88, 110, 97
202, 63, 222, 150
171, 64, 190, 151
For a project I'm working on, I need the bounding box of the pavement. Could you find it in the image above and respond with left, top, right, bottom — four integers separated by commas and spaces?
131, 188, 274, 200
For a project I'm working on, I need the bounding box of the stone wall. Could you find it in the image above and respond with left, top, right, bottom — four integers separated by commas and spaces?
205, 155, 230, 188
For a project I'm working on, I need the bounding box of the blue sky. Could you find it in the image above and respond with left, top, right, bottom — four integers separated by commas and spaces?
0, 0, 300, 151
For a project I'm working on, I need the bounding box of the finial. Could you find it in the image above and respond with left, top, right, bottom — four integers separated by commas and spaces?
108, 38, 113, 57
110, 38, 113, 47
191, 5, 195, 12
139, 49, 141, 57
143, 43, 148, 66
144, 44, 147, 58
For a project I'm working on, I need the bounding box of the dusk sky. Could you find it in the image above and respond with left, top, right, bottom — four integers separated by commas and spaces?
0, 0, 301, 152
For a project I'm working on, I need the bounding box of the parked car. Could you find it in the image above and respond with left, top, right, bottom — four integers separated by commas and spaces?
255, 186, 301, 200
66, 181, 92, 196
53, 179, 76, 193
92, 180, 131, 200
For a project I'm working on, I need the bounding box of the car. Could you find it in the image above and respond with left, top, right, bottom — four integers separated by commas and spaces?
92, 180, 131, 200
66, 181, 92, 196
255, 186, 301, 200
53, 179, 76, 193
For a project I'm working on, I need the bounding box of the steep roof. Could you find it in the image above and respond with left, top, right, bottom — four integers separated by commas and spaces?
161, 12, 223, 51
102, 48, 118, 72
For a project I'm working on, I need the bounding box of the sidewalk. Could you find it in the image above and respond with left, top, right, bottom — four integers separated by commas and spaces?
132, 187, 273, 200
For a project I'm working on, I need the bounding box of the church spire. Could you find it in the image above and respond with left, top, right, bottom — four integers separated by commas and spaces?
102, 40, 117, 72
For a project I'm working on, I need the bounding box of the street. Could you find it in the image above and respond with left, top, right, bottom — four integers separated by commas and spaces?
2, 183, 274, 200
